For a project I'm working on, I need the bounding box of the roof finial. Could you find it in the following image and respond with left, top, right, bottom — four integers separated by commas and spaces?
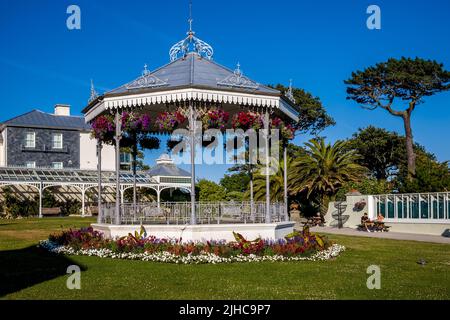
143, 63, 149, 76
89, 79, 99, 103
286, 79, 296, 103
188, 0, 193, 33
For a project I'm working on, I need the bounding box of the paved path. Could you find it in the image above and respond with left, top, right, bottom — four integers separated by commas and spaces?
308, 226, 450, 244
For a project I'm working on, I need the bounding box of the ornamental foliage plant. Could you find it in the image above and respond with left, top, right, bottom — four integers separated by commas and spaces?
41, 226, 345, 264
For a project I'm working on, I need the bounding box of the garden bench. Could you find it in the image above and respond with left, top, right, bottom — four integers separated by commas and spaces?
42, 207, 61, 216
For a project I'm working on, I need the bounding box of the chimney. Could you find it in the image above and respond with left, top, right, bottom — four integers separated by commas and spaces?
54, 104, 71, 116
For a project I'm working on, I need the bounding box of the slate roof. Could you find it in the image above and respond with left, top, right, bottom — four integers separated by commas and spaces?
107, 52, 280, 96
148, 163, 191, 177
1, 110, 91, 131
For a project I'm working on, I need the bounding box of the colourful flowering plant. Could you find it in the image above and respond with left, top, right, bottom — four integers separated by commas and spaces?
231, 112, 263, 131
121, 112, 152, 133
271, 117, 296, 141
45, 225, 332, 259
155, 111, 187, 132
90, 115, 115, 144
201, 109, 230, 131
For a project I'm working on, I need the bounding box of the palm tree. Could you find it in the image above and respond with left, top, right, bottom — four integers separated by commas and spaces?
290, 138, 366, 214
250, 156, 292, 202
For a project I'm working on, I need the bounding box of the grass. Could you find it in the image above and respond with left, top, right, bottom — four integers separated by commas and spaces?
0, 217, 449, 300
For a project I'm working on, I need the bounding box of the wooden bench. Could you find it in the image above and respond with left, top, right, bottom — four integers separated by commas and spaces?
42, 207, 61, 216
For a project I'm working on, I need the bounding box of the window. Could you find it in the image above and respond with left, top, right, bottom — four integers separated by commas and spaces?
52, 133, 63, 149
52, 162, 63, 169
25, 132, 36, 148
26, 161, 36, 168
120, 153, 132, 164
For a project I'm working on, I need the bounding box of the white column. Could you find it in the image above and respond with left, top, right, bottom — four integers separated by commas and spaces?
264, 111, 271, 223
189, 102, 196, 225
114, 111, 121, 225
97, 141, 102, 224
38, 183, 43, 218
283, 146, 288, 220
81, 187, 86, 217
157, 189, 161, 209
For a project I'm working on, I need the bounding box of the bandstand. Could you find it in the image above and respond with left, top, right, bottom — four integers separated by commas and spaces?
84, 22, 300, 241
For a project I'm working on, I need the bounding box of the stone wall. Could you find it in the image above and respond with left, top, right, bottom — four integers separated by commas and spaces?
6, 126, 80, 169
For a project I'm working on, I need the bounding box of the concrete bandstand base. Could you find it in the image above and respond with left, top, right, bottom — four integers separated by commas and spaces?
92, 222, 296, 242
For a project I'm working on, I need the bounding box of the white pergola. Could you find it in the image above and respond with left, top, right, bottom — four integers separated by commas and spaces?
0, 167, 191, 218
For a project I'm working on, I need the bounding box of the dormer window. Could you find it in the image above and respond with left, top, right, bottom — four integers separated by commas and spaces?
52, 133, 63, 149
25, 132, 35, 148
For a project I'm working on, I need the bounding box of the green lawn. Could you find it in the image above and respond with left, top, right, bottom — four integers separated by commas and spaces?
0, 217, 449, 300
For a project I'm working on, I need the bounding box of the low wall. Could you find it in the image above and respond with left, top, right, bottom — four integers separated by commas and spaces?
324, 195, 450, 236
92, 222, 296, 242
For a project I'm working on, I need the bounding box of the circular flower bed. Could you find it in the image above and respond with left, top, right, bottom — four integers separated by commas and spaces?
38, 227, 345, 264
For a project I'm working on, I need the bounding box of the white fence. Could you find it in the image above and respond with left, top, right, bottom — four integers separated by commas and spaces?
100, 201, 288, 225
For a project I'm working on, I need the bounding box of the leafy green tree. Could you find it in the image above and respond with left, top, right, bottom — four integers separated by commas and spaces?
396, 152, 450, 193
251, 157, 291, 202
345, 57, 450, 179
347, 126, 405, 179
196, 179, 227, 202
272, 84, 335, 134
289, 138, 366, 214
336, 178, 393, 201
220, 172, 250, 201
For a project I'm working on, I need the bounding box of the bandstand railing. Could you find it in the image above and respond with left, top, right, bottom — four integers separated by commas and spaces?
100, 201, 288, 225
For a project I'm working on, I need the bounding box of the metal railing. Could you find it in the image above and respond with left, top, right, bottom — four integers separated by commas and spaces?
372, 192, 450, 222
100, 201, 288, 225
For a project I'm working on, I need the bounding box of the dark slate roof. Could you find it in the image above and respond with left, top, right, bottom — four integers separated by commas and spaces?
2, 110, 91, 131
148, 163, 191, 177
107, 52, 280, 96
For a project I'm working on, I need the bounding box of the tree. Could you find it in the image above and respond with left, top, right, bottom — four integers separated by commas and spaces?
251, 157, 291, 202
220, 172, 250, 201
347, 126, 405, 179
272, 84, 335, 134
396, 152, 450, 193
345, 57, 450, 179
196, 179, 227, 202
289, 138, 366, 214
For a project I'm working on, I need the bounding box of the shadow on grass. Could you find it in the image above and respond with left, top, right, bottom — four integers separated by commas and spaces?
0, 246, 86, 297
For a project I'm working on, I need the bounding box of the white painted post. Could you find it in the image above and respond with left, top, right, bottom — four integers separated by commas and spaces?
283, 146, 288, 220
264, 111, 271, 223
157, 190, 161, 209
81, 187, 85, 217
114, 111, 121, 225
189, 101, 196, 225
97, 141, 102, 224
38, 182, 43, 218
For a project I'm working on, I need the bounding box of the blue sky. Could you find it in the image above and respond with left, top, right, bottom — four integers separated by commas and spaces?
1, 0, 449, 182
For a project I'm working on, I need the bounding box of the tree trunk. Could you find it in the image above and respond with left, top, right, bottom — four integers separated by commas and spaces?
402, 113, 416, 180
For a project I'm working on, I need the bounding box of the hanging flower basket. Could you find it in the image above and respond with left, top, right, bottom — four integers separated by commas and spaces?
90, 115, 115, 144
231, 112, 263, 131
122, 112, 152, 133
201, 109, 229, 131
271, 117, 296, 141
155, 111, 187, 132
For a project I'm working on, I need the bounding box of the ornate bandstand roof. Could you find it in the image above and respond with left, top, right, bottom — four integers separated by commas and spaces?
83, 20, 299, 123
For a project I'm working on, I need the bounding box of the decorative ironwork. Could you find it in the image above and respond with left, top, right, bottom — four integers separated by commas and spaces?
285, 79, 296, 103
89, 79, 99, 103
169, 1, 213, 61
217, 63, 259, 90
125, 64, 169, 90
